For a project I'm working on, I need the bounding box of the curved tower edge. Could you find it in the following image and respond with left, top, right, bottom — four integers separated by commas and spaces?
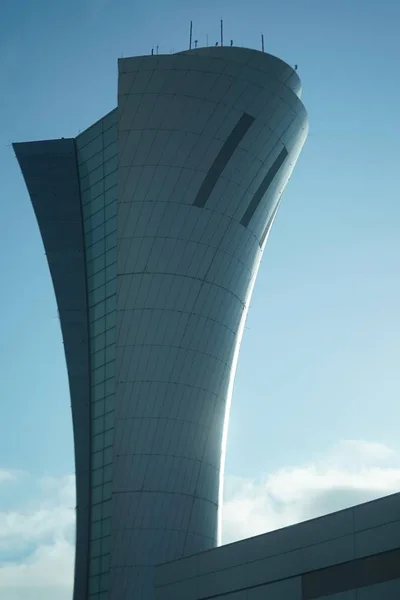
13, 139, 91, 600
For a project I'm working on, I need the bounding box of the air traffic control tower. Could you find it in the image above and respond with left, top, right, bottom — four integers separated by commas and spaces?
14, 46, 308, 600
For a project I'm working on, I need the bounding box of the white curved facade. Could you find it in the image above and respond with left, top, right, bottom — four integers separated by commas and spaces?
14, 46, 307, 600
113, 46, 307, 598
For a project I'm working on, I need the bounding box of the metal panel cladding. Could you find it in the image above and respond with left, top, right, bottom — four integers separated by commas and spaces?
13, 139, 92, 600
14, 46, 307, 600
113, 47, 307, 599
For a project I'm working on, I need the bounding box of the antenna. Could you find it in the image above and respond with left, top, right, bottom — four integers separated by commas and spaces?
156, 45, 159, 55
261, 33, 264, 52
151, 48, 154, 55
220, 19, 224, 46
206, 34, 209, 47
194, 40, 198, 48
189, 21, 193, 50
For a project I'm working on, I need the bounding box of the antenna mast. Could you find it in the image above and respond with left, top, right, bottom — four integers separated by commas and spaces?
261, 33, 265, 52
189, 21, 193, 50
220, 19, 224, 46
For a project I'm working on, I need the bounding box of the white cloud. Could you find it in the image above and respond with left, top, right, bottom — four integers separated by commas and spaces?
222, 439, 400, 543
0, 540, 74, 600
0, 474, 75, 600
0, 475, 75, 550
1, 439, 400, 598
0, 469, 17, 484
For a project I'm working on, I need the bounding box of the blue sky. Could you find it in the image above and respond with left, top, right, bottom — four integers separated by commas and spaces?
1, 0, 400, 597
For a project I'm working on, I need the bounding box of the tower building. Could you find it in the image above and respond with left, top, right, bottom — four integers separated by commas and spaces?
14, 47, 308, 600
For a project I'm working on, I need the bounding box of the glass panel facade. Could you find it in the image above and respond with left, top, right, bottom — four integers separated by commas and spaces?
76, 109, 117, 600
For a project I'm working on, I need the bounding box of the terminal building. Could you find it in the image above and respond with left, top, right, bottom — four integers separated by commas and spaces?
14, 45, 399, 600
155, 491, 400, 600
